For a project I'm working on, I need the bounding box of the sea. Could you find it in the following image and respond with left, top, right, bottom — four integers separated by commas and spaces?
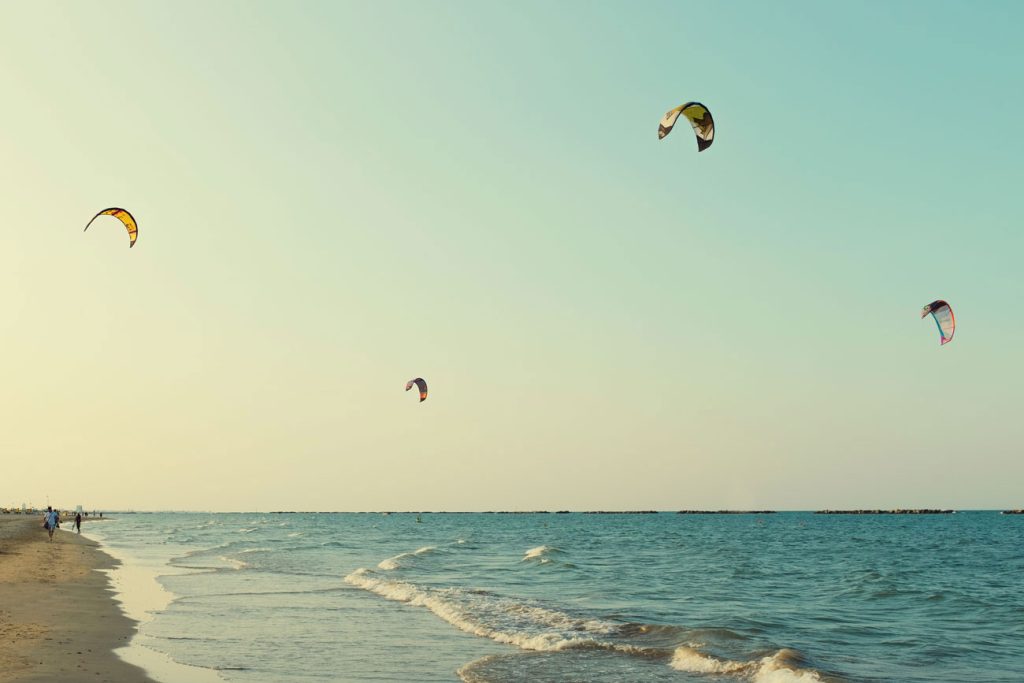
80, 511, 1024, 682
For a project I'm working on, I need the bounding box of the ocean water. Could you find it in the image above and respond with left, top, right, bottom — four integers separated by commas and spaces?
83, 512, 1024, 682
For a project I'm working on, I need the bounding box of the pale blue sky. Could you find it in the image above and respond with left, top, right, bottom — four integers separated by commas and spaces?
1, 1, 1022, 510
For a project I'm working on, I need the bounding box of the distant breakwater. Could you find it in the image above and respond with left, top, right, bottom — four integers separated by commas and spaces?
676, 510, 776, 514
260, 509, 1010, 515
815, 509, 954, 515
270, 510, 770, 515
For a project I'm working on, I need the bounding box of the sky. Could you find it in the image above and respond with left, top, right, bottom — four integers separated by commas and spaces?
1, 1, 1022, 511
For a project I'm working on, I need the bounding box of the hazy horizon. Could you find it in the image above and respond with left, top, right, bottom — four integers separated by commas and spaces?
9, 508, 1012, 514
3, 1, 1023, 511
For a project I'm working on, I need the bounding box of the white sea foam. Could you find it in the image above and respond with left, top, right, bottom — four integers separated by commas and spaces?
345, 567, 618, 652
377, 546, 436, 570
752, 650, 825, 683
523, 545, 561, 561
670, 646, 749, 674
670, 646, 823, 682
352, 549, 827, 681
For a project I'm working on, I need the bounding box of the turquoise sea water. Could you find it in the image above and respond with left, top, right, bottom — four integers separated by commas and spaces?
85, 512, 1024, 682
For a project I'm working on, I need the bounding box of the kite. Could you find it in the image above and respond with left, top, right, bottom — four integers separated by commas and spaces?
405, 378, 428, 402
921, 300, 955, 345
84, 208, 138, 248
658, 102, 715, 152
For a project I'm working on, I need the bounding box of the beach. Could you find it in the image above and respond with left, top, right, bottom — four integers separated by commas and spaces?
0, 516, 152, 683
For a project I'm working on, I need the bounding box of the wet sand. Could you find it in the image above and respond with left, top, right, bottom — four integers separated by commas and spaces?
0, 516, 154, 683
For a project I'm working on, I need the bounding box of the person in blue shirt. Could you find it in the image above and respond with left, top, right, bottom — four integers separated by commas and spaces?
43, 506, 59, 541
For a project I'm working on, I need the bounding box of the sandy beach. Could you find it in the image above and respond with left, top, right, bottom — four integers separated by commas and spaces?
0, 516, 153, 683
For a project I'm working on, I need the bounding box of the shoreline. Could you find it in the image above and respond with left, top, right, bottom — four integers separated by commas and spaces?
79, 525, 224, 683
0, 516, 154, 683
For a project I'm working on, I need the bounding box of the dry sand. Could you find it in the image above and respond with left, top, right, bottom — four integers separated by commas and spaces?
0, 516, 154, 683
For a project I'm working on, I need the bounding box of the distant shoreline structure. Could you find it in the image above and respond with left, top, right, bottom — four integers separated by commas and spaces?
268, 510, 773, 515
30, 508, 1019, 515
815, 509, 954, 515
677, 510, 776, 515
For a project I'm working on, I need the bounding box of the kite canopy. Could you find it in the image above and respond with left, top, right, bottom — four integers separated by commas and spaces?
85, 208, 138, 248
658, 102, 714, 151
405, 377, 428, 402
921, 300, 955, 345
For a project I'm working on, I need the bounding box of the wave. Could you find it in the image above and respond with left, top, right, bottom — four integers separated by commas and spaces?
523, 545, 562, 561
345, 568, 622, 652
671, 646, 826, 682
378, 546, 437, 571
169, 541, 258, 571
349, 550, 839, 682
522, 545, 576, 568
670, 646, 754, 674
176, 542, 236, 558
456, 654, 502, 683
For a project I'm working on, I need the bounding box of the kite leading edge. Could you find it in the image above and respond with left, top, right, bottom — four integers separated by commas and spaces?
85, 208, 138, 248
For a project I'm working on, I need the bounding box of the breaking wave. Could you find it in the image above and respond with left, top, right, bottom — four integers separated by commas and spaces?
377, 546, 437, 570
345, 567, 621, 652
347, 548, 837, 681
523, 545, 562, 561
671, 646, 825, 682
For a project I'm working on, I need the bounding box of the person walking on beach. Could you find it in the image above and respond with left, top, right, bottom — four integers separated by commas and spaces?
43, 506, 59, 541
74, 512, 82, 534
